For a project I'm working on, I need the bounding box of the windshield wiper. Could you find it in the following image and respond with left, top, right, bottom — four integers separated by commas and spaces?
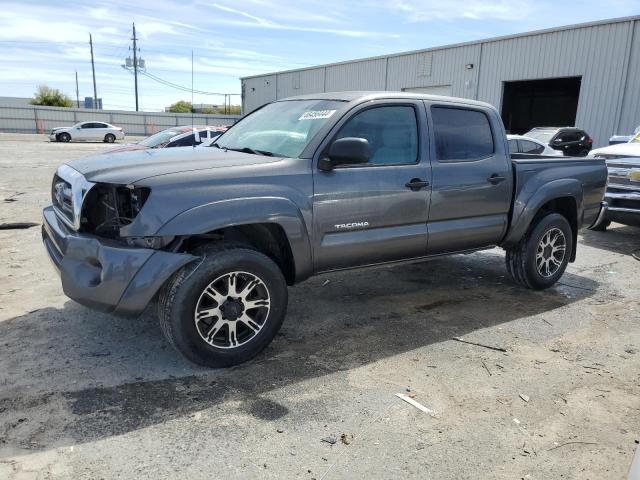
225, 146, 274, 157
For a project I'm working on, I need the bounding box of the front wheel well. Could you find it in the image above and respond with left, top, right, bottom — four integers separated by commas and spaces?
178, 223, 296, 285
533, 197, 578, 261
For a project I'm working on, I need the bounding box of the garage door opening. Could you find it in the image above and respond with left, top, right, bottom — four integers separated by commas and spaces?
501, 77, 581, 134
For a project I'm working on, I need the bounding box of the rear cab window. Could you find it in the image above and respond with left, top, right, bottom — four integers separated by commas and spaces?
431, 106, 494, 161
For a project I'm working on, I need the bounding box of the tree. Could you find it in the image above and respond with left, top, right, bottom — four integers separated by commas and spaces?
167, 100, 193, 113
30, 85, 73, 108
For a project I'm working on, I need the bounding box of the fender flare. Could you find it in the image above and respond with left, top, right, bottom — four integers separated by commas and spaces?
502, 178, 583, 248
156, 196, 313, 281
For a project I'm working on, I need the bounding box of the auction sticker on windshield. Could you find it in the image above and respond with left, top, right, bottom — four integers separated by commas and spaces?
299, 110, 336, 121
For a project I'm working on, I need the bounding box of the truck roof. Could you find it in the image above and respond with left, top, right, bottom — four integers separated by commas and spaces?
277, 91, 495, 110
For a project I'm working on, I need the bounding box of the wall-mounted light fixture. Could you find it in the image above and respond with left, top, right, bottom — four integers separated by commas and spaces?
465, 63, 474, 70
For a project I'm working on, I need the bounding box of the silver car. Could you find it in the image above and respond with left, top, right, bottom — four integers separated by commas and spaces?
507, 134, 563, 156
49, 122, 125, 143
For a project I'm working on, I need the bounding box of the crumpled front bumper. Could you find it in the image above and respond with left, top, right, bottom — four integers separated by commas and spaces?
42, 205, 196, 317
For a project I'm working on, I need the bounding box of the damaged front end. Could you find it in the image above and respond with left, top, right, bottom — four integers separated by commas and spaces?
43, 165, 196, 317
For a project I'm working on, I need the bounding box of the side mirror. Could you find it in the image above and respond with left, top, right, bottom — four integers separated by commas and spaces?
323, 137, 371, 170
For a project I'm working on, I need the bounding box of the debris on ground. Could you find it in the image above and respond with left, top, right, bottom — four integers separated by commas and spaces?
322, 279, 330, 286
452, 337, 508, 353
321, 436, 337, 445
0, 222, 39, 230
340, 434, 353, 445
395, 393, 438, 417
277, 428, 284, 433
519, 393, 530, 403
547, 441, 598, 451
513, 418, 521, 425
87, 350, 111, 357
481, 360, 492, 376
3, 192, 25, 202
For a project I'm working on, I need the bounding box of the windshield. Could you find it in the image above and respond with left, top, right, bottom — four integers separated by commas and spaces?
525, 129, 558, 143
214, 99, 346, 158
139, 128, 184, 147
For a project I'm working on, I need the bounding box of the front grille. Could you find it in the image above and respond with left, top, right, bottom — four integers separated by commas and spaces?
52, 174, 74, 225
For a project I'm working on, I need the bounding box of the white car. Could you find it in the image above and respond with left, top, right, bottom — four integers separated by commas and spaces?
507, 134, 563, 156
589, 131, 640, 159
49, 122, 125, 143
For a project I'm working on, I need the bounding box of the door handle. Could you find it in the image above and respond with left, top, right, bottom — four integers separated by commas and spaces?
405, 178, 429, 190
487, 173, 506, 185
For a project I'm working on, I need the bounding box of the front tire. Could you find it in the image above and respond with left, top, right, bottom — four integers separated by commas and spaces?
157, 245, 288, 367
104, 133, 116, 143
58, 132, 71, 142
505, 213, 573, 290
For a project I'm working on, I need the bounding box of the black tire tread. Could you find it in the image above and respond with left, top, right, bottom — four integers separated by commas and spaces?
156, 242, 284, 367
505, 212, 571, 290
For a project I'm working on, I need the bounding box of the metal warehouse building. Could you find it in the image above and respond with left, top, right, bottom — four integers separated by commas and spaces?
241, 16, 640, 147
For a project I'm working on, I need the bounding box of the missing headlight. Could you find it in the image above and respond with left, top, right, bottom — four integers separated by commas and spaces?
81, 184, 150, 238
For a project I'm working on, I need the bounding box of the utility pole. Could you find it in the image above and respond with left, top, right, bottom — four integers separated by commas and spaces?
132, 23, 139, 111
89, 34, 98, 109
75, 71, 80, 108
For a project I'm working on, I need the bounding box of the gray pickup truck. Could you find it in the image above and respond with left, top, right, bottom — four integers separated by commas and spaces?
42, 92, 607, 367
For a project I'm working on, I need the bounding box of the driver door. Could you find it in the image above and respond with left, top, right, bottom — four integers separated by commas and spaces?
312, 100, 431, 272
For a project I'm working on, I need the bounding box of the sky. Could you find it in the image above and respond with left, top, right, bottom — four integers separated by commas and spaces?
1, 0, 639, 111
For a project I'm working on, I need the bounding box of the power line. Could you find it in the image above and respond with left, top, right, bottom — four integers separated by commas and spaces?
138, 69, 240, 96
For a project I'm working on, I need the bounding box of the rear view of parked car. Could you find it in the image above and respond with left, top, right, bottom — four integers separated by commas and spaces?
525, 127, 592, 156
507, 135, 563, 156
49, 122, 125, 143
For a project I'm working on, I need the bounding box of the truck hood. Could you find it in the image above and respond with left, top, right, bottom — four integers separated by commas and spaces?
67, 147, 282, 184
590, 142, 640, 158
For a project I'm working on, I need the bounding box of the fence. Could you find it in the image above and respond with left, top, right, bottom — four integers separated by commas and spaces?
0, 104, 241, 136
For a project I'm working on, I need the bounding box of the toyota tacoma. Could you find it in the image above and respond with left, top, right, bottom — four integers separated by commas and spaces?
42, 92, 607, 367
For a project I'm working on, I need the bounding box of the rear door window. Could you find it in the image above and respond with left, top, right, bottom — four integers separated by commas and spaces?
431, 106, 494, 161
169, 133, 196, 147
518, 140, 544, 154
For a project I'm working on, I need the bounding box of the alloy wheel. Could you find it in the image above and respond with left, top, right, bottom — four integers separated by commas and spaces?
536, 227, 566, 278
194, 271, 270, 349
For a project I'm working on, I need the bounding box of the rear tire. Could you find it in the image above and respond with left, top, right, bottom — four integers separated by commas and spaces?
157, 244, 288, 367
505, 213, 573, 290
58, 132, 71, 142
104, 133, 116, 143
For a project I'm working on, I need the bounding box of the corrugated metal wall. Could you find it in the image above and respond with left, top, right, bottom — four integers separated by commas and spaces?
618, 20, 640, 133
0, 105, 240, 136
477, 21, 633, 146
241, 17, 640, 147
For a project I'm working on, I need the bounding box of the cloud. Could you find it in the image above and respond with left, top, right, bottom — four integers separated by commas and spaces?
208, 2, 399, 38
388, 0, 537, 21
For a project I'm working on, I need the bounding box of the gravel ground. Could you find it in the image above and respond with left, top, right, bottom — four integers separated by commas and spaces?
0, 133, 639, 479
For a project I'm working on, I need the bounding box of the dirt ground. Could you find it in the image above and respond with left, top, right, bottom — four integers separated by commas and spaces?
0, 133, 639, 479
